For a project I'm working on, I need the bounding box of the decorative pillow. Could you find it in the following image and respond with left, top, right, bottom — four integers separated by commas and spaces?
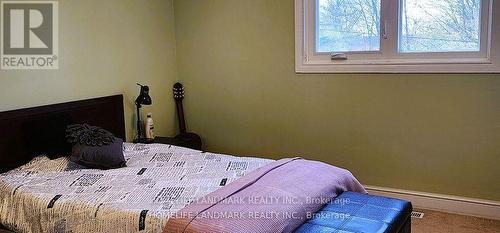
66, 124, 126, 169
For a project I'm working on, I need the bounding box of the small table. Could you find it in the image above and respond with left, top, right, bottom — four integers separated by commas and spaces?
134, 135, 202, 150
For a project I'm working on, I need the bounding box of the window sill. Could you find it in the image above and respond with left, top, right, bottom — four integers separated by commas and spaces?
296, 58, 500, 74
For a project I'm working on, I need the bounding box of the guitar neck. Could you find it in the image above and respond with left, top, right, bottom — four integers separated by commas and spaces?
175, 100, 187, 134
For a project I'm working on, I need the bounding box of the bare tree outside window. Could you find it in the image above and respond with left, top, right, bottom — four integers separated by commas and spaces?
317, 0, 481, 53
317, 0, 381, 52
400, 0, 481, 52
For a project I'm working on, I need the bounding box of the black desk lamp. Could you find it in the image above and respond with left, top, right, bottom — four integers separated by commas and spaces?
135, 83, 152, 142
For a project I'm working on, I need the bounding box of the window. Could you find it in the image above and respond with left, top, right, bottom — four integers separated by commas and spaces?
399, 0, 481, 53
295, 0, 500, 73
316, 0, 381, 53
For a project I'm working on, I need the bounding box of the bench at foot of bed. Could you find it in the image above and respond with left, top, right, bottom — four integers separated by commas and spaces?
295, 191, 412, 233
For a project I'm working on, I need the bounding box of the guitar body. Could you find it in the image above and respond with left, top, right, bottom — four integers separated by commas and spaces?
173, 83, 202, 150
173, 132, 202, 150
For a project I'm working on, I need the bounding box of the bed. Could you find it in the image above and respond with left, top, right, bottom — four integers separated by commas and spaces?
0, 95, 411, 233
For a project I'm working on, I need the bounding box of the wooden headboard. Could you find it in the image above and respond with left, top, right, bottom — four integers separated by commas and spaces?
0, 95, 126, 173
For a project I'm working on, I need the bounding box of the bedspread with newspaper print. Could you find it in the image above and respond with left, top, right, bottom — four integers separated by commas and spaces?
0, 143, 273, 233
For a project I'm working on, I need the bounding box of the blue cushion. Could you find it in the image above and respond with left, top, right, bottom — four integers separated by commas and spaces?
295, 192, 412, 233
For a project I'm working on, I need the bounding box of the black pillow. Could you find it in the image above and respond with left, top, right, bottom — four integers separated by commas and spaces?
66, 124, 126, 170
70, 138, 126, 169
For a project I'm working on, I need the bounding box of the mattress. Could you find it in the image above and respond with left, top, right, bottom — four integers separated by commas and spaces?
0, 143, 273, 233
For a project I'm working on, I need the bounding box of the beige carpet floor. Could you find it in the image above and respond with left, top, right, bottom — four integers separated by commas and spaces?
412, 209, 500, 233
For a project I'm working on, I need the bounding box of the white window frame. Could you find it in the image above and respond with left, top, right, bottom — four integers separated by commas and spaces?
295, 0, 500, 73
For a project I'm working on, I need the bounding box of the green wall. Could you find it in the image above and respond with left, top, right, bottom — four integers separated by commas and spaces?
1, 0, 498, 201
0, 0, 179, 141
173, 0, 500, 201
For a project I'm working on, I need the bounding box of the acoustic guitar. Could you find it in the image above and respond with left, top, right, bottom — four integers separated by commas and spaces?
173, 82, 202, 150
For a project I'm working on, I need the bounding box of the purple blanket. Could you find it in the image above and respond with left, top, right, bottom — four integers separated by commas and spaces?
164, 158, 366, 233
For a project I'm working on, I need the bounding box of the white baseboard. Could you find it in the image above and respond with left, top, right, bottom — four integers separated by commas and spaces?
365, 185, 500, 220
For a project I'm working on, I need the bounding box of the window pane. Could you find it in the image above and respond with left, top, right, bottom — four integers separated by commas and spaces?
400, 0, 481, 53
316, 0, 381, 53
